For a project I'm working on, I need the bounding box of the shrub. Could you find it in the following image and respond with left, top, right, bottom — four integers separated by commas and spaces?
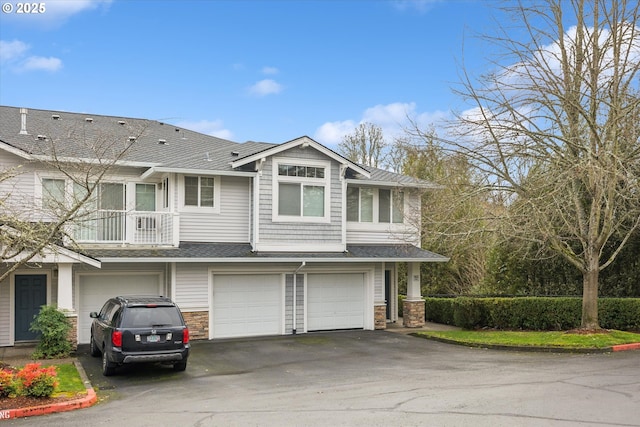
15, 363, 58, 398
421, 297, 640, 331
0, 369, 17, 398
30, 305, 72, 359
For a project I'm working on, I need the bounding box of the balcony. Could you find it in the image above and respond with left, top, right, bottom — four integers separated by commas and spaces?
73, 211, 178, 246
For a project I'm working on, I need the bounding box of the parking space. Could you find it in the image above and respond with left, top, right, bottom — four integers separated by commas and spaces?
15, 331, 640, 426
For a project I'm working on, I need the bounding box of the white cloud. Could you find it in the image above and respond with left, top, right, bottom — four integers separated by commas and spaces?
2, 0, 113, 28
248, 79, 283, 97
262, 66, 279, 75
392, 0, 443, 13
0, 40, 29, 63
22, 56, 62, 72
175, 119, 234, 140
314, 102, 451, 147
0, 39, 63, 72
314, 120, 357, 146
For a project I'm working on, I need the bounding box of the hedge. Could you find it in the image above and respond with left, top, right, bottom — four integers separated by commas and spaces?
419, 297, 640, 331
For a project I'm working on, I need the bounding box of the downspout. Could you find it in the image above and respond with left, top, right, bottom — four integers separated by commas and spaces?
292, 261, 306, 334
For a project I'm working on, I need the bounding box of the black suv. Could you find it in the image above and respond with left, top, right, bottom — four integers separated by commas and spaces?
89, 296, 190, 376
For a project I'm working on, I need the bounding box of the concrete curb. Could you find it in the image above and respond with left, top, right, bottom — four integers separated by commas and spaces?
0, 360, 97, 421
411, 334, 640, 354
612, 342, 640, 352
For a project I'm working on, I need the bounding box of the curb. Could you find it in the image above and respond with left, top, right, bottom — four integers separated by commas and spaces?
411, 334, 640, 353
1, 360, 97, 421
612, 342, 640, 352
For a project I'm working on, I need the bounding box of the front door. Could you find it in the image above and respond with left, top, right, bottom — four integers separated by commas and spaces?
385, 270, 392, 321
15, 274, 47, 341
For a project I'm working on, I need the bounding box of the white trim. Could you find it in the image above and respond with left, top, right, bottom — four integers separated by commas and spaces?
177, 174, 221, 214
254, 242, 345, 252
141, 166, 256, 181
0, 141, 33, 159
96, 255, 449, 263
231, 136, 370, 178
271, 157, 331, 223
345, 178, 442, 190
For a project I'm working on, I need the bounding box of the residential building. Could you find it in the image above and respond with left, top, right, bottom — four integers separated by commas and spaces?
0, 106, 447, 348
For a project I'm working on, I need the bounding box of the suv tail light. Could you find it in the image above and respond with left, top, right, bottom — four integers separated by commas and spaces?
112, 330, 123, 347
183, 328, 189, 344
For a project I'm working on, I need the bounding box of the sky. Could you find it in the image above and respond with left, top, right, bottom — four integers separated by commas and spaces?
0, 0, 507, 148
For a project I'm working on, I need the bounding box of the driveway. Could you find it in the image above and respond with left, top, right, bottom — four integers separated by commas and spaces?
8, 330, 640, 426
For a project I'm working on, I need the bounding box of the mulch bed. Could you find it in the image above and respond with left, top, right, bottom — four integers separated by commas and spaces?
0, 393, 83, 410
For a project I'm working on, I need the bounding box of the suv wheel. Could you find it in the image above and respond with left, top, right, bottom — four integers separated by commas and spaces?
173, 361, 187, 372
89, 334, 100, 357
102, 350, 116, 376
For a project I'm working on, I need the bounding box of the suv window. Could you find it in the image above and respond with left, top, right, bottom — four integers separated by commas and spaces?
99, 301, 120, 323
121, 306, 182, 328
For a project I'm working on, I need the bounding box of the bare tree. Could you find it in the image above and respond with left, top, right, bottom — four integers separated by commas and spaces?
1, 117, 145, 283
397, 128, 496, 294
450, 0, 640, 329
338, 122, 386, 167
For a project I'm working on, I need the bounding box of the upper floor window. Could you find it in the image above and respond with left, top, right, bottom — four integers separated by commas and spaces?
184, 176, 214, 207
42, 178, 65, 209
347, 187, 404, 224
273, 158, 330, 222
135, 183, 156, 211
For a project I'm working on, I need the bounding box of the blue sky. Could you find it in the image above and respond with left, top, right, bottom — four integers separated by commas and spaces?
0, 0, 505, 147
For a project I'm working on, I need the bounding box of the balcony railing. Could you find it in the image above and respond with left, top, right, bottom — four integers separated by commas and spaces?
73, 211, 177, 246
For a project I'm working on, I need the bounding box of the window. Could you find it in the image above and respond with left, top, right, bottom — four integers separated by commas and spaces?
135, 184, 156, 211
379, 189, 404, 223
184, 176, 214, 207
161, 177, 169, 209
347, 187, 404, 224
42, 178, 65, 209
274, 159, 330, 221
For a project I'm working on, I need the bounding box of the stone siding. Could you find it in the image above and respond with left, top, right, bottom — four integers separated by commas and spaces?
402, 300, 425, 328
374, 305, 387, 329
182, 311, 209, 340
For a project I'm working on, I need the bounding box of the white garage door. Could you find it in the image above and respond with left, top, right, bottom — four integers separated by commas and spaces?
307, 273, 365, 331
212, 274, 282, 339
77, 274, 160, 344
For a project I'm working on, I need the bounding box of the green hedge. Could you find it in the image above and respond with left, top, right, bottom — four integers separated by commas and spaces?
422, 297, 640, 331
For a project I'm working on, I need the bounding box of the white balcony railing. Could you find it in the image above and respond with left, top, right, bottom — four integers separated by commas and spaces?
73, 211, 177, 246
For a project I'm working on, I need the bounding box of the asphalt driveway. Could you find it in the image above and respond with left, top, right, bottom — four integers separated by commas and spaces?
8, 330, 640, 426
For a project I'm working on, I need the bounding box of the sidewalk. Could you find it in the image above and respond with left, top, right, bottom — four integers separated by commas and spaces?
385, 318, 461, 335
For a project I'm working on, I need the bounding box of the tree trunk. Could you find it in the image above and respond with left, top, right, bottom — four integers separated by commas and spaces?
581, 254, 600, 329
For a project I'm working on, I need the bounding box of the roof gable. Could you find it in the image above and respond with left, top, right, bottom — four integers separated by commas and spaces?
230, 136, 371, 178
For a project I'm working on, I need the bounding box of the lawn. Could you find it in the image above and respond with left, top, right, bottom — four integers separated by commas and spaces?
415, 330, 640, 349
53, 363, 86, 397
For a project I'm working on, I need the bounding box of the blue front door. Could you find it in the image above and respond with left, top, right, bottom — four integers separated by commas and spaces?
15, 274, 47, 341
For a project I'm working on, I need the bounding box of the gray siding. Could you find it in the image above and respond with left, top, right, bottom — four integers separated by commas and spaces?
258, 147, 343, 246
179, 175, 251, 243
285, 273, 304, 334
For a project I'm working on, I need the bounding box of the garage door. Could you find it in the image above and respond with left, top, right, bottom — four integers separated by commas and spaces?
307, 273, 365, 331
77, 274, 160, 344
212, 274, 282, 339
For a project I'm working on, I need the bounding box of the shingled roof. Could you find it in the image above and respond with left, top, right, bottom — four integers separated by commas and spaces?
0, 105, 438, 188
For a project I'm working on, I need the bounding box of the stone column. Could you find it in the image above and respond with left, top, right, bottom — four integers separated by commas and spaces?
403, 262, 425, 328
374, 304, 387, 329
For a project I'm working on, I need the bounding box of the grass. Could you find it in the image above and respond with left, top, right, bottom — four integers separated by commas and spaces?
53, 363, 86, 397
415, 330, 640, 349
